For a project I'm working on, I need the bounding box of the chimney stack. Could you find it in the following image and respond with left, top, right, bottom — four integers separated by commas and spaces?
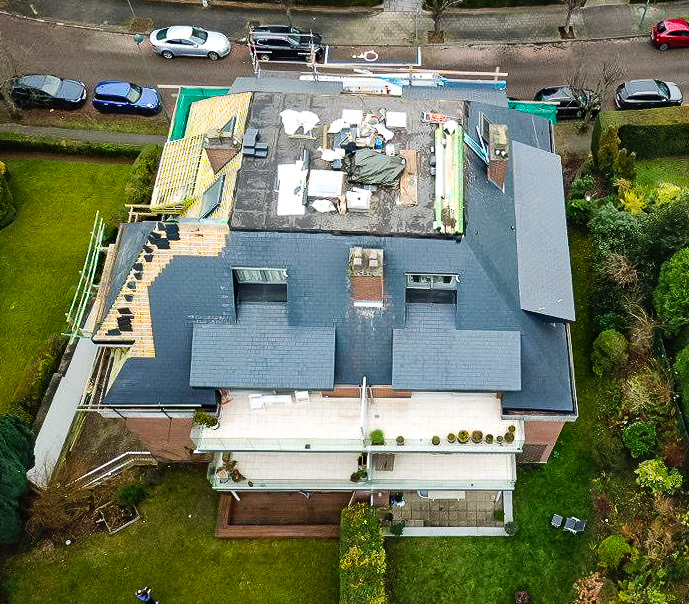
349, 248, 384, 308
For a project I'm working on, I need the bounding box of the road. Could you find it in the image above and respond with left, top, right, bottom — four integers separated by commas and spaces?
0, 13, 687, 110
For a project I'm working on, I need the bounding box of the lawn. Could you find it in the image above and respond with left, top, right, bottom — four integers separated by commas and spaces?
386, 231, 598, 604
0, 158, 131, 412
635, 156, 689, 189
2, 465, 340, 604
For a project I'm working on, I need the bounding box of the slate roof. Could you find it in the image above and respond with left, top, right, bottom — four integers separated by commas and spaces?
100, 83, 576, 415
392, 329, 521, 391
512, 141, 575, 322
190, 305, 335, 389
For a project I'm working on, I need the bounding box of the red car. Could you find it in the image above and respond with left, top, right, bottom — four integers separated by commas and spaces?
652, 18, 689, 50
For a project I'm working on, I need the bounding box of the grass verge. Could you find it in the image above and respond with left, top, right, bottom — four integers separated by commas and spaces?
635, 156, 689, 189
0, 158, 130, 413
2, 465, 340, 604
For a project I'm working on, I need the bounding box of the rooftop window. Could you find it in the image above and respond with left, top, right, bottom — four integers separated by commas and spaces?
405, 273, 458, 304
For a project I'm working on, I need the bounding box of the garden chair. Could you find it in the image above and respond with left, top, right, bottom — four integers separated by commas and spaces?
563, 517, 586, 533
551, 514, 563, 528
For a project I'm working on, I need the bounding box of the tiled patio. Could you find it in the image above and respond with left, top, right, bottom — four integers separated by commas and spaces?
390, 490, 505, 528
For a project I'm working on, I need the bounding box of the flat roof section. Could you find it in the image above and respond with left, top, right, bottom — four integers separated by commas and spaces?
231, 91, 466, 237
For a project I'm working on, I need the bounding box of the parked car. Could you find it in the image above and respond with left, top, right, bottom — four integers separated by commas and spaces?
614, 79, 683, 110
651, 18, 689, 50
92, 81, 162, 116
149, 26, 231, 60
6, 74, 86, 110
250, 24, 310, 35
533, 85, 600, 120
248, 30, 324, 62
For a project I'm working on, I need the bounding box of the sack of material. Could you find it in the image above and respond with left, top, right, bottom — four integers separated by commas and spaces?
346, 149, 406, 185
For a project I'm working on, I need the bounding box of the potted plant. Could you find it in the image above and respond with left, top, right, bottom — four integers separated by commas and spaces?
370, 429, 385, 446
431, 435, 441, 446
508, 424, 516, 434
351, 469, 368, 482
231, 468, 245, 483
193, 411, 219, 429
497, 435, 504, 445
396, 435, 405, 446
485, 434, 494, 444
504, 431, 515, 444
457, 430, 470, 444
471, 430, 483, 444
447, 432, 456, 444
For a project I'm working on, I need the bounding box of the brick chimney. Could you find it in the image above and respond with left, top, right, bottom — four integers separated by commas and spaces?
487, 123, 509, 192
349, 248, 384, 308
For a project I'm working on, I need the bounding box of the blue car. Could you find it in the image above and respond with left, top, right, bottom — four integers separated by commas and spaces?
92, 81, 162, 116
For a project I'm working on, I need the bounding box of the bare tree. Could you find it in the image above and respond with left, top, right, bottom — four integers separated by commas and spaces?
567, 59, 625, 125
0, 33, 22, 119
561, 0, 586, 33
423, 0, 463, 37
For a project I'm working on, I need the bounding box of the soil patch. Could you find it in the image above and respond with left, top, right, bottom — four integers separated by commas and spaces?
56, 413, 147, 483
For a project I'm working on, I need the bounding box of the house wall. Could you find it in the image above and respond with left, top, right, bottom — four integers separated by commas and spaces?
125, 417, 196, 462
519, 420, 564, 463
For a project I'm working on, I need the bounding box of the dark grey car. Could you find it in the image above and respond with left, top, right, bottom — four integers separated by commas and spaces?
615, 79, 683, 110
533, 85, 600, 120
248, 31, 324, 62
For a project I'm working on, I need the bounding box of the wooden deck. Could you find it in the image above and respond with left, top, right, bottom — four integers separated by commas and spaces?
216, 491, 356, 538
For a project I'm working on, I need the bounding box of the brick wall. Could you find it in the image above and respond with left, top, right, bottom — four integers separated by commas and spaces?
125, 417, 195, 462
519, 421, 564, 463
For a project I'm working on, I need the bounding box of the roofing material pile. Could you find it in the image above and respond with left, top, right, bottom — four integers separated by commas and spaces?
433, 120, 464, 235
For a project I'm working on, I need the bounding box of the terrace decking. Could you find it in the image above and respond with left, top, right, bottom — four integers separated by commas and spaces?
215, 491, 355, 538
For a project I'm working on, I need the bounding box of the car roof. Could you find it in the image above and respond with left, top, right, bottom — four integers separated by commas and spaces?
95, 81, 133, 96
623, 79, 661, 95
19, 74, 57, 86
662, 18, 689, 31
165, 25, 194, 39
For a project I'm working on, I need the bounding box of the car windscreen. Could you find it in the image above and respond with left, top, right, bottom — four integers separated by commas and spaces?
156, 28, 168, 40
41, 75, 62, 96
191, 27, 209, 44
126, 84, 143, 103
656, 81, 670, 99
656, 21, 666, 33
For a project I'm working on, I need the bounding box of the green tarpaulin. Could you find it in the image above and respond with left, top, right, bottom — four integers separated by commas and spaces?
508, 101, 558, 124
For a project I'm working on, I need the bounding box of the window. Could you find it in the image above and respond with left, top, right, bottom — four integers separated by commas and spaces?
406, 273, 458, 304
233, 268, 288, 303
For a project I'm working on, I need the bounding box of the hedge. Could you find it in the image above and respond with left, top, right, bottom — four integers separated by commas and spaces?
0, 164, 15, 230
592, 107, 689, 163
124, 144, 162, 206
340, 503, 387, 604
0, 133, 142, 159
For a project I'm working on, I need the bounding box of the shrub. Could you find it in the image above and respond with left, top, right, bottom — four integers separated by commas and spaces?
390, 522, 404, 536
370, 429, 385, 445
124, 144, 162, 206
0, 132, 142, 158
593, 124, 620, 175
654, 247, 689, 336
504, 521, 519, 536
193, 411, 218, 427
674, 343, 689, 415
570, 174, 596, 200
471, 430, 483, 443
653, 182, 687, 206
588, 203, 643, 264
622, 368, 673, 419
457, 430, 470, 443
598, 535, 632, 568
0, 169, 15, 230
614, 148, 636, 183
573, 572, 605, 604
591, 329, 628, 377
114, 483, 147, 508
635, 458, 682, 495
340, 503, 387, 604
492, 509, 504, 522
594, 312, 629, 334
592, 427, 628, 473
622, 421, 657, 458
566, 198, 598, 228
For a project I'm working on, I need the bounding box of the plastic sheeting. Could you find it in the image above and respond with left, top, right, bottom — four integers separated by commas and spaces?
507, 101, 558, 124
345, 149, 406, 185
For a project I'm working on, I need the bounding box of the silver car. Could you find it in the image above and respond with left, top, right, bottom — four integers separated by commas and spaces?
149, 26, 231, 60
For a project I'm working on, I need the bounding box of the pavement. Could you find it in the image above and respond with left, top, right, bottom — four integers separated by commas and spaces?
4, 0, 689, 47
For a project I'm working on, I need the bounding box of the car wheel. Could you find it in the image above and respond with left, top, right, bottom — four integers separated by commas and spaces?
259, 54, 270, 62
162, 50, 174, 59
658, 43, 669, 51
207, 51, 220, 61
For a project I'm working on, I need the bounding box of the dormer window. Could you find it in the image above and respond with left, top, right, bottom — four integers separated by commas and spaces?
233, 268, 287, 303
406, 273, 458, 303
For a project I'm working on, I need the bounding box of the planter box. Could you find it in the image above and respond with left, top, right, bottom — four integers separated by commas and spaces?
95, 501, 140, 535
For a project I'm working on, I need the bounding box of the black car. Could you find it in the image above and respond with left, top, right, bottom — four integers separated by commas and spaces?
533, 86, 600, 120
615, 79, 683, 110
248, 30, 324, 62
7, 74, 87, 110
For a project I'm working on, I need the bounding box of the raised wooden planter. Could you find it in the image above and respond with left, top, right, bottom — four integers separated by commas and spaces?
95, 501, 140, 535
